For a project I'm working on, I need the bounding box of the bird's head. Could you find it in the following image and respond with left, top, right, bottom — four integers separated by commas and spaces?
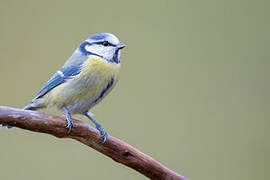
79, 33, 125, 64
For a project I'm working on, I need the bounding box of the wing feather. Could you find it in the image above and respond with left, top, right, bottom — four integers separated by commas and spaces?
33, 64, 82, 100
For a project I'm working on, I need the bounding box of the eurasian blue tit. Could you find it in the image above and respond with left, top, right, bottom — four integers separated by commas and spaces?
23, 33, 125, 142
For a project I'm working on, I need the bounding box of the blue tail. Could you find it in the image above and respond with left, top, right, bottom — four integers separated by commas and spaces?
23, 103, 39, 111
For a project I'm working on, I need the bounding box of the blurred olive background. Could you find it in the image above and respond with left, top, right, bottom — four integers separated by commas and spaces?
0, 0, 269, 179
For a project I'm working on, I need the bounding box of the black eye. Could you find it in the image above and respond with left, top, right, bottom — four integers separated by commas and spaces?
102, 41, 110, 46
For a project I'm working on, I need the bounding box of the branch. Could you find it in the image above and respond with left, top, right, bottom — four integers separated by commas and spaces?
0, 106, 188, 180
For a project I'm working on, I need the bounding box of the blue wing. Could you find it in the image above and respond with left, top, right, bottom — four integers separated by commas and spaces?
33, 63, 82, 100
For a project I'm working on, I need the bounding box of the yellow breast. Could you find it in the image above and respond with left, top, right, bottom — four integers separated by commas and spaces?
46, 56, 120, 108
80, 55, 120, 80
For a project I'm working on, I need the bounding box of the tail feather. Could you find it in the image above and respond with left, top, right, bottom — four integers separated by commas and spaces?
23, 103, 39, 111
0, 124, 13, 130
1, 103, 39, 130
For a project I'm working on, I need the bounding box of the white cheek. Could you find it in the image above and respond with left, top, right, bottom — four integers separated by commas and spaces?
85, 44, 115, 61
85, 44, 99, 53
104, 48, 115, 59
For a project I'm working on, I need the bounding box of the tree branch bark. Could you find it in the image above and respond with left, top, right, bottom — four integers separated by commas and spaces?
0, 106, 188, 180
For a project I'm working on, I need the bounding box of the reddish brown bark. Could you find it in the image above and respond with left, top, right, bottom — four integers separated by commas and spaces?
0, 106, 188, 180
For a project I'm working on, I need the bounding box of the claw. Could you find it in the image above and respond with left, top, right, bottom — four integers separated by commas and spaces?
96, 124, 108, 143
66, 120, 73, 134
62, 106, 73, 134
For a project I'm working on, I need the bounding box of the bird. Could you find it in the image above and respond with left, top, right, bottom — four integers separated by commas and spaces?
23, 32, 125, 142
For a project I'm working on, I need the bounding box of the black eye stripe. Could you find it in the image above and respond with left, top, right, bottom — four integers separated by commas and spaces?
92, 41, 116, 47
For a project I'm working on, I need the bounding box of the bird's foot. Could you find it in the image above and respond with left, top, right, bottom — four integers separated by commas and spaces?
66, 119, 73, 134
85, 111, 108, 143
95, 124, 108, 143
62, 106, 73, 134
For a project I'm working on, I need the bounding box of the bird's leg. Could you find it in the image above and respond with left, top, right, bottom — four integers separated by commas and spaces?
85, 111, 108, 143
62, 106, 73, 133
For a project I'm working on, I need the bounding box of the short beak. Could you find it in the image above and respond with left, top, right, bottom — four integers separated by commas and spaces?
117, 43, 126, 49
